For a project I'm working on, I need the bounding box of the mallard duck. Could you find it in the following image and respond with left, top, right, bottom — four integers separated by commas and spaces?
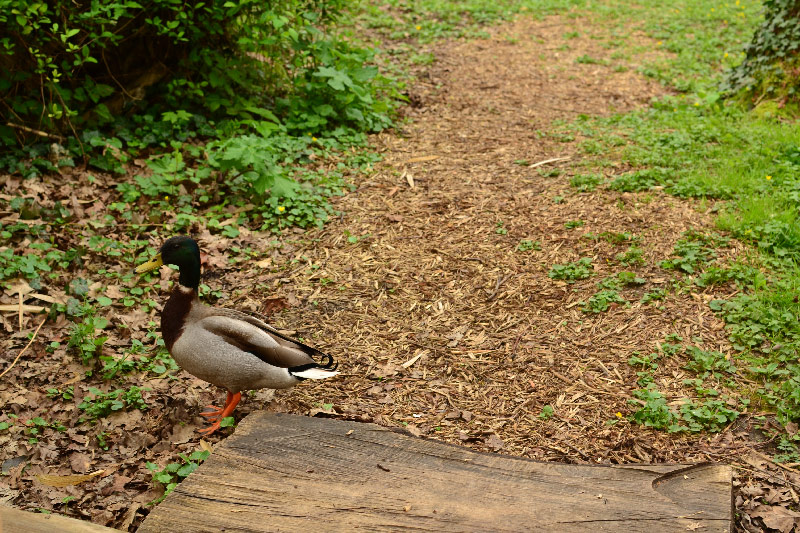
135, 236, 339, 435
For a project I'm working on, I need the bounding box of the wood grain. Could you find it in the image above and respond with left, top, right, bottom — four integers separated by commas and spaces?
0, 505, 122, 532
141, 413, 733, 532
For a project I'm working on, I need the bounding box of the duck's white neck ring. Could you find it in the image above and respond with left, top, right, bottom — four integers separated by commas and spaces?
176, 285, 195, 295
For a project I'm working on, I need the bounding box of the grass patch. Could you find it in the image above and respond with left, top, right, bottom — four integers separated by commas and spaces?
548, 257, 594, 282
615, 245, 645, 266
628, 338, 747, 433
570, 172, 603, 192
564, 219, 585, 229
582, 289, 625, 313
659, 231, 729, 274
516, 239, 542, 252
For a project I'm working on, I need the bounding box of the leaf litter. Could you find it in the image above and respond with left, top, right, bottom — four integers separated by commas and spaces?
0, 13, 792, 532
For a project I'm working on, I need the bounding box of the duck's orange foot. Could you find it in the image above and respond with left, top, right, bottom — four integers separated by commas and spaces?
200, 405, 224, 422
196, 391, 241, 436
197, 421, 222, 436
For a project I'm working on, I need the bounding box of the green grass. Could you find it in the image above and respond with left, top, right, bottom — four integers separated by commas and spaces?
569, 172, 603, 192
356, 0, 577, 43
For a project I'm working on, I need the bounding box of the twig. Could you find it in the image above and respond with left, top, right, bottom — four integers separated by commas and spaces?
529, 156, 570, 168
101, 48, 137, 100
563, 440, 591, 460
51, 89, 85, 160
6, 122, 66, 141
510, 329, 525, 360
751, 450, 800, 475
401, 155, 439, 164
486, 274, 510, 301
734, 464, 800, 492
0, 316, 46, 380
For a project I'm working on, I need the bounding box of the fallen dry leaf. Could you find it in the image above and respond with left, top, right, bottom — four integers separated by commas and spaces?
752, 505, 800, 533
169, 422, 197, 444
108, 474, 132, 494
485, 434, 504, 451
105, 285, 125, 299
5, 279, 33, 297
260, 297, 289, 316
401, 350, 426, 368
36, 470, 106, 487
70, 452, 92, 474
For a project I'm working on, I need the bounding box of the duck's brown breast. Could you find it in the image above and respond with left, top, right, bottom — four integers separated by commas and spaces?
161, 287, 195, 351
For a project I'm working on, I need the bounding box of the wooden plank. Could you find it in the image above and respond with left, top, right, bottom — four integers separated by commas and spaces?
0, 505, 122, 532
140, 413, 733, 532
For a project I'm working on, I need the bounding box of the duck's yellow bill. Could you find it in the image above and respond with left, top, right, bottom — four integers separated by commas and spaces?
135, 253, 164, 274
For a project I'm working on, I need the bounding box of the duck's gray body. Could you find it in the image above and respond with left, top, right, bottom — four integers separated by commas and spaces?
164, 286, 337, 394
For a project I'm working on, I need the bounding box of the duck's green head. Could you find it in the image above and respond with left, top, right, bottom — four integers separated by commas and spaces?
136, 236, 201, 288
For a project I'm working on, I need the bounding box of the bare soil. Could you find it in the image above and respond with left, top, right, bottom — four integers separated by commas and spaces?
1, 14, 795, 532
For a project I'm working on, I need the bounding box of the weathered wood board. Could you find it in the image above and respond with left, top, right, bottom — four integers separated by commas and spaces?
0, 505, 122, 533
140, 412, 733, 532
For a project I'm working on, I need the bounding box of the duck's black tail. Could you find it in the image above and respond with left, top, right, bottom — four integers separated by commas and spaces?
289, 351, 339, 380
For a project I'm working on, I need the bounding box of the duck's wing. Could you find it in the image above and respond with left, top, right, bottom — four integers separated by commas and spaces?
197, 307, 336, 370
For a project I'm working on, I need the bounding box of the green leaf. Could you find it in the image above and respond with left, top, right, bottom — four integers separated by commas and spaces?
345, 107, 364, 123
69, 278, 89, 297
252, 173, 275, 195
177, 462, 198, 478
351, 67, 378, 83
188, 450, 210, 462
243, 107, 279, 123
313, 67, 353, 91
270, 175, 298, 198
154, 472, 173, 484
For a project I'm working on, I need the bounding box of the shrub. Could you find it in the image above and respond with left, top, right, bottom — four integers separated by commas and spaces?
0, 0, 391, 147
